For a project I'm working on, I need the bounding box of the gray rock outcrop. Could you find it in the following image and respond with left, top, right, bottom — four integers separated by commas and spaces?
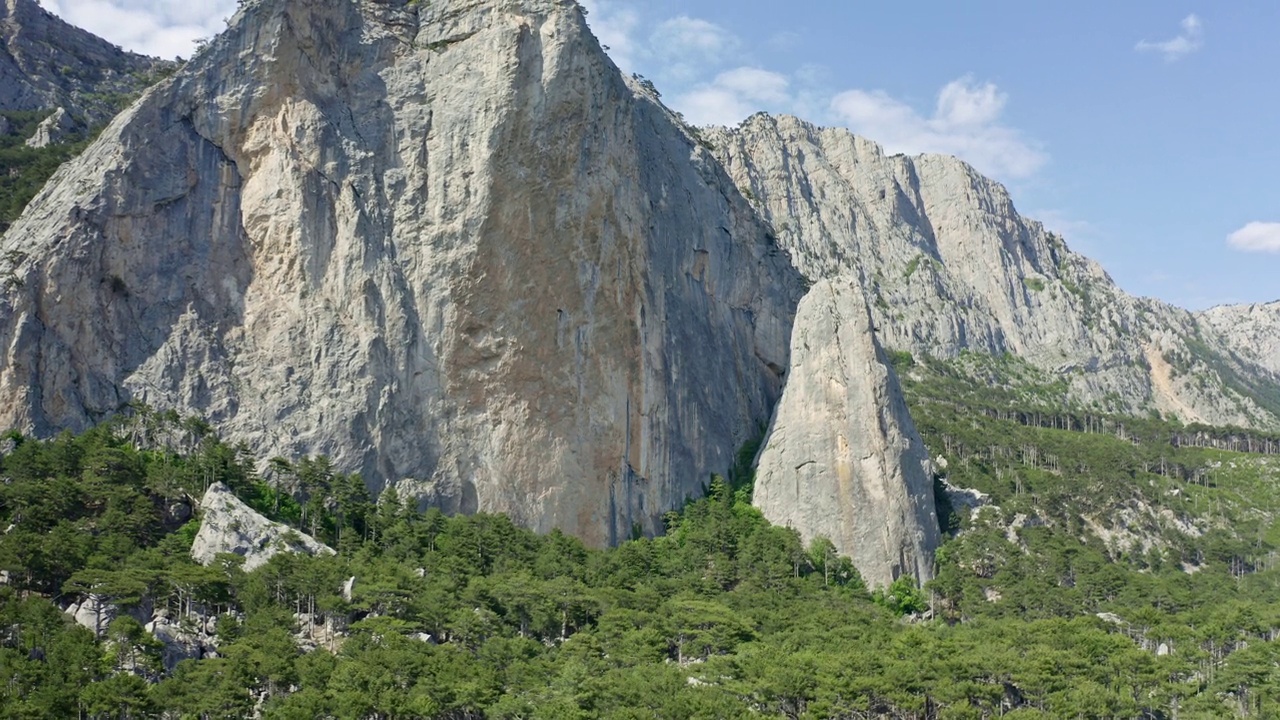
191, 483, 334, 571
147, 615, 214, 670
0, 0, 801, 545
1200, 301, 1280, 376
65, 594, 117, 636
23, 106, 78, 147
753, 279, 940, 586
0, 0, 173, 124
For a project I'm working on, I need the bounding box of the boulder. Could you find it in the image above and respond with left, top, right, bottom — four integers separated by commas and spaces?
191, 483, 333, 571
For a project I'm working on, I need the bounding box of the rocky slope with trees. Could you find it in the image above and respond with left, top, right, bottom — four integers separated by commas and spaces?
5, 405, 1280, 717
0, 0, 172, 126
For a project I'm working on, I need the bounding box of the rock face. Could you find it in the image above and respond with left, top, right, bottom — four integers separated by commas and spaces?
753, 279, 939, 586
23, 106, 78, 147
0, 0, 801, 546
65, 594, 118, 636
0, 0, 172, 124
147, 615, 216, 670
191, 483, 334, 571
1200, 301, 1280, 376
706, 115, 1280, 429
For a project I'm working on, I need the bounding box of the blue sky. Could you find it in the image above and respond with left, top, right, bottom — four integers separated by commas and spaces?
43, 0, 1280, 309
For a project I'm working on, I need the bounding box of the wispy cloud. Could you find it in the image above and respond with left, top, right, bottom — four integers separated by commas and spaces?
767, 31, 801, 52
40, 0, 236, 59
673, 67, 791, 126
1030, 210, 1094, 241
1136, 14, 1204, 62
829, 76, 1048, 180
648, 16, 741, 83
581, 7, 1047, 182
1228, 222, 1280, 254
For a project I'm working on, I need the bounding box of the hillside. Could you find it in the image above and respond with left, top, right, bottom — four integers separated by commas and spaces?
4, 405, 1280, 717
707, 114, 1280, 430
0, 0, 172, 125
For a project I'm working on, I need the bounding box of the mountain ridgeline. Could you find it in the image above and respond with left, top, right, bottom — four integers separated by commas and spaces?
0, 0, 1279, 592
0, 0, 173, 129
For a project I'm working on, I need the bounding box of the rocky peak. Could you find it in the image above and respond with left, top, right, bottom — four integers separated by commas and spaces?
753, 278, 940, 586
0, 0, 173, 124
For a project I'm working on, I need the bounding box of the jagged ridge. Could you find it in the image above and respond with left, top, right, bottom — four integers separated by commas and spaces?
706, 114, 1280, 430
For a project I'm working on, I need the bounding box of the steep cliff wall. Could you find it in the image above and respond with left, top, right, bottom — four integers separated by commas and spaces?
753, 279, 940, 586
0, 0, 802, 545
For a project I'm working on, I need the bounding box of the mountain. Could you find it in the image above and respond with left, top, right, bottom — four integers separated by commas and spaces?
8, 1, 1280, 714
0, 0, 173, 127
0, 0, 811, 550
706, 114, 1280, 429
1, 0, 1273, 589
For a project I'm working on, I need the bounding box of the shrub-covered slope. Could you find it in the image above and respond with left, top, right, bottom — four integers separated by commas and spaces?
4, 405, 1280, 718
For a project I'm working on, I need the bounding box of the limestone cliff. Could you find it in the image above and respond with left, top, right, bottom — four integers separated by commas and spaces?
0, 0, 802, 545
1200, 301, 1280, 377
0, 0, 172, 125
706, 114, 1280, 429
754, 279, 939, 586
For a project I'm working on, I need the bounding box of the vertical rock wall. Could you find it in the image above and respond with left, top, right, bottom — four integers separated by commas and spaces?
753, 279, 940, 586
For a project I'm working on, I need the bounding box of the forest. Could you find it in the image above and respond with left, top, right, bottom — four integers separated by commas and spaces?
3, 352, 1280, 719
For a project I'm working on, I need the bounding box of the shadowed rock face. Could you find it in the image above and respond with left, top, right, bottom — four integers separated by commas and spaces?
0, 0, 172, 123
753, 279, 940, 587
0, 0, 802, 546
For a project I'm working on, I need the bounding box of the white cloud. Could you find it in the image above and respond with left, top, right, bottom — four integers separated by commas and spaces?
602, 13, 1046, 182
829, 76, 1048, 180
1136, 14, 1203, 62
767, 31, 801, 52
649, 16, 740, 82
1227, 222, 1280, 254
40, 0, 236, 59
651, 16, 739, 60
674, 67, 791, 126
1030, 210, 1094, 241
